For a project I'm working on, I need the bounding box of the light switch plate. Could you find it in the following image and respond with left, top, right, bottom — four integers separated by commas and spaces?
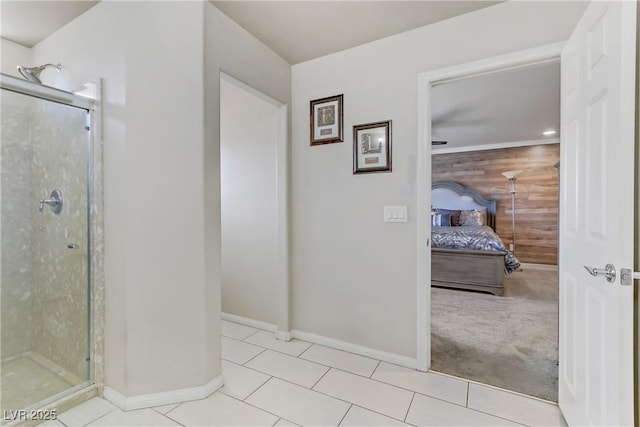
384, 206, 408, 222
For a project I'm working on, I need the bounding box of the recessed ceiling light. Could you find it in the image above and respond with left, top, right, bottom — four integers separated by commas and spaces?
543, 130, 557, 136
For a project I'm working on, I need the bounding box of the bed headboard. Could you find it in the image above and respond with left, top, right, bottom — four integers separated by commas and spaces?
431, 181, 497, 230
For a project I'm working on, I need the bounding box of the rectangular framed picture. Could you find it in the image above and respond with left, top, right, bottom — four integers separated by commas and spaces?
310, 94, 343, 145
353, 120, 392, 174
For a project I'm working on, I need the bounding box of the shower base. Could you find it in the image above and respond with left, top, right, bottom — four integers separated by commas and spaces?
1, 351, 84, 413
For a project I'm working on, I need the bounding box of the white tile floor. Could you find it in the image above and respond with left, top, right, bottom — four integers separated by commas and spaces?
46, 320, 567, 427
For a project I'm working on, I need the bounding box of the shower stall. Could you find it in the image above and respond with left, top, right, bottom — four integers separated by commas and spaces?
0, 73, 102, 421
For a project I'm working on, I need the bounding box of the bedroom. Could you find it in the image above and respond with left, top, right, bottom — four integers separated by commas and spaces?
427, 60, 560, 402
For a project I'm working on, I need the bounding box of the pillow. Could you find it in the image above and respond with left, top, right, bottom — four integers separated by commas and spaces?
432, 213, 450, 226
459, 209, 486, 226
435, 209, 461, 226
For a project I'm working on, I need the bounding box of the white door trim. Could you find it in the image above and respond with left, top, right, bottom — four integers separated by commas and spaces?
415, 42, 564, 371
220, 72, 291, 338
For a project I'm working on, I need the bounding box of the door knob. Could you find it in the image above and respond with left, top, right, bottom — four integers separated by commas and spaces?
584, 263, 616, 283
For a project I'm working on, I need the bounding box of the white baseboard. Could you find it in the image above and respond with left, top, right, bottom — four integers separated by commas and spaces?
222, 312, 292, 341
291, 329, 417, 370
222, 313, 417, 369
222, 312, 276, 333
275, 330, 292, 342
103, 375, 223, 411
520, 263, 558, 272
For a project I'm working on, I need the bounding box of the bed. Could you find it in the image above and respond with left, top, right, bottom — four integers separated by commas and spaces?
430, 181, 520, 296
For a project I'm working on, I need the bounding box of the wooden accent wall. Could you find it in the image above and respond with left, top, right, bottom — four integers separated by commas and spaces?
432, 144, 559, 265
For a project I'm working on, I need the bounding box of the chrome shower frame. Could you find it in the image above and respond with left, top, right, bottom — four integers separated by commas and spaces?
0, 72, 105, 422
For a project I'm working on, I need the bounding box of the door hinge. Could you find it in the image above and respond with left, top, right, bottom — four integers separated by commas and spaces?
619, 268, 639, 286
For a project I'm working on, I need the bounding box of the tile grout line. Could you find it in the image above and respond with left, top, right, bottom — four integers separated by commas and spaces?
460, 407, 530, 427
223, 322, 539, 425
159, 413, 187, 427
241, 348, 268, 366
77, 406, 118, 427
239, 329, 262, 342
309, 368, 489, 418
227, 329, 470, 406
242, 374, 275, 403
312, 382, 411, 423
160, 406, 189, 427
295, 341, 382, 366
253, 349, 473, 414
298, 355, 380, 379
403, 392, 416, 423
225, 320, 558, 410
223, 382, 293, 422
309, 365, 332, 390
228, 337, 512, 423
241, 349, 333, 389
237, 338, 312, 359
77, 405, 117, 427
336, 404, 353, 426
297, 343, 314, 359
369, 360, 382, 378
268, 373, 409, 425
226, 325, 385, 370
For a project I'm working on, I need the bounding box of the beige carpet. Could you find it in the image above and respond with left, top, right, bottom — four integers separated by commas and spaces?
431, 268, 558, 402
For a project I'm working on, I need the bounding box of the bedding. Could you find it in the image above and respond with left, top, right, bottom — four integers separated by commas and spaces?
432, 225, 521, 274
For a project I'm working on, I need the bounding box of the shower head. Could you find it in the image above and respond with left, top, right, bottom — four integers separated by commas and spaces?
16, 63, 62, 84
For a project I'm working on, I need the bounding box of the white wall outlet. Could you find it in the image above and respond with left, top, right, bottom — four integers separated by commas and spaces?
384, 206, 408, 222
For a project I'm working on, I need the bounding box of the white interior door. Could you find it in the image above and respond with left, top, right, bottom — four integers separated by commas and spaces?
559, 1, 636, 426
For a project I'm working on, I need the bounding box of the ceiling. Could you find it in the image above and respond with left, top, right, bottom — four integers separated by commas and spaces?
210, 1, 500, 64
431, 61, 561, 150
1, 1, 500, 64
1, 1, 556, 149
1, 1, 99, 48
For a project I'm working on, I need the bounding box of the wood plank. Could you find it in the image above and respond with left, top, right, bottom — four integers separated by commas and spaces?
433, 144, 559, 265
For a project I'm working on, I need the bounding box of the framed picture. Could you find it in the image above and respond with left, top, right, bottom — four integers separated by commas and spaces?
353, 120, 392, 174
310, 94, 343, 145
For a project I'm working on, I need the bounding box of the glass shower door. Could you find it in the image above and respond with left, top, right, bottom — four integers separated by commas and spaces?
1, 88, 91, 416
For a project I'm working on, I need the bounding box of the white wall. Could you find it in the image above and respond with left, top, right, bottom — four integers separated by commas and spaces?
1, 38, 32, 77
204, 3, 291, 333
29, 1, 214, 398
0, 1, 292, 402
291, 1, 587, 358
221, 77, 279, 324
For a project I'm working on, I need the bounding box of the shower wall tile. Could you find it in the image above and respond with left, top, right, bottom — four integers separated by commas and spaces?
30, 100, 90, 382
1, 102, 34, 359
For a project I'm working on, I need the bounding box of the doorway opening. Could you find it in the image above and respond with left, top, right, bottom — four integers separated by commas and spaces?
416, 43, 564, 401
219, 73, 290, 340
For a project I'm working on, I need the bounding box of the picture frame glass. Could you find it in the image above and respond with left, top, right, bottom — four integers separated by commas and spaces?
358, 129, 386, 165
313, 100, 339, 140
354, 124, 390, 172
